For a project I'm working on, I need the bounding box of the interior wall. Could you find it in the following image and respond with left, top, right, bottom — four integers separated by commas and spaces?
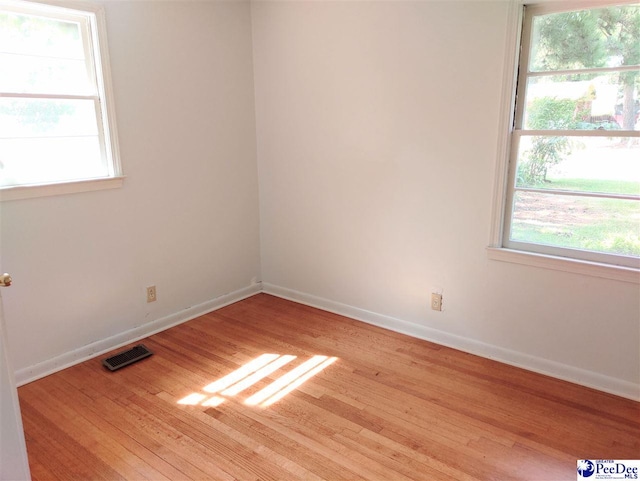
251, 1, 639, 394
1, 0, 637, 398
0, 1, 261, 373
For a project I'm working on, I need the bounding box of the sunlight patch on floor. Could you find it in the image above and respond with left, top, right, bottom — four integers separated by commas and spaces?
246, 355, 337, 407
177, 353, 338, 408
222, 355, 296, 396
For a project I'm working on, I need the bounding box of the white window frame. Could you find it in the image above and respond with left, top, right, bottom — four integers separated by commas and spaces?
488, 0, 640, 284
0, 0, 123, 201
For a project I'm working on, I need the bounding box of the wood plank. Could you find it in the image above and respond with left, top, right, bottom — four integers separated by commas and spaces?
19, 401, 122, 481
19, 294, 640, 480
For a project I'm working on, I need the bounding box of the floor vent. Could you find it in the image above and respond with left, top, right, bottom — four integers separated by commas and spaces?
103, 344, 153, 371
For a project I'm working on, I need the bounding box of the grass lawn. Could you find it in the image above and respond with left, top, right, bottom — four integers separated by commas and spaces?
542, 178, 640, 196
512, 180, 640, 256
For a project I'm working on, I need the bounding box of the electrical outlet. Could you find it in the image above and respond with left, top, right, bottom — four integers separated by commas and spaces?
431, 293, 442, 311
146, 285, 157, 303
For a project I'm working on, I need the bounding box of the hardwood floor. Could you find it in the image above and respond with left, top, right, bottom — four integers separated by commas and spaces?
19, 294, 639, 480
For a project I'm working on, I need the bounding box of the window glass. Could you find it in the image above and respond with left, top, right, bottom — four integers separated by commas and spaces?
524, 74, 638, 131
504, 3, 640, 268
0, 2, 120, 192
529, 6, 639, 72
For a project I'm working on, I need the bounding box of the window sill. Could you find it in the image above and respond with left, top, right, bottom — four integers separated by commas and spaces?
487, 247, 640, 284
0, 176, 125, 202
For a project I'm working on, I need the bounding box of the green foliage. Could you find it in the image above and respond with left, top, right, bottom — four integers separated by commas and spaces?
606, 233, 640, 256
518, 97, 576, 186
597, 6, 640, 66
0, 100, 76, 133
531, 10, 606, 71
531, 6, 640, 70
527, 97, 576, 130
600, 6, 640, 129
530, 5, 640, 129
0, 12, 80, 48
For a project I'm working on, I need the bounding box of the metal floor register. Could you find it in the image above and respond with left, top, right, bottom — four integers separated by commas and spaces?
103, 344, 153, 371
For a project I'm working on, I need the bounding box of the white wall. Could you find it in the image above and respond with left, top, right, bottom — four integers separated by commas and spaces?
252, 1, 640, 398
1, 0, 637, 400
0, 1, 261, 375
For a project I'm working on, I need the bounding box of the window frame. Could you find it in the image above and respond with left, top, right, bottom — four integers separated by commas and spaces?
0, 0, 123, 201
489, 0, 640, 283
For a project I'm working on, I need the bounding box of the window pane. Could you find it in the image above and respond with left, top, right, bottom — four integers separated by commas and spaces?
0, 136, 105, 187
0, 98, 104, 187
0, 3, 121, 195
0, 12, 91, 95
515, 136, 640, 194
0, 12, 85, 59
511, 191, 640, 257
524, 72, 639, 131
0, 98, 99, 138
0, 52, 91, 95
505, 3, 640, 266
530, 5, 640, 72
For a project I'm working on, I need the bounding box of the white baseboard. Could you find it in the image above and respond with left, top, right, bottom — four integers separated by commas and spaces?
262, 283, 640, 402
15, 283, 262, 387
16, 280, 639, 401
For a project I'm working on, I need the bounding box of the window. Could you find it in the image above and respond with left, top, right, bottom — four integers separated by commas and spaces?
498, 2, 639, 272
0, 0, 121, 200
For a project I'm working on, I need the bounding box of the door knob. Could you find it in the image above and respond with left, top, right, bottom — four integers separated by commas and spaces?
0, 273, 12, 287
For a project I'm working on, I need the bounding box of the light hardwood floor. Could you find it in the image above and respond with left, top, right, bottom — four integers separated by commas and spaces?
19, 294, 639, 480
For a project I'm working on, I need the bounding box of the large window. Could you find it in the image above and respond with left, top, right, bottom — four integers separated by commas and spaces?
502, 2, 639, 270
0, 0, 121, 199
